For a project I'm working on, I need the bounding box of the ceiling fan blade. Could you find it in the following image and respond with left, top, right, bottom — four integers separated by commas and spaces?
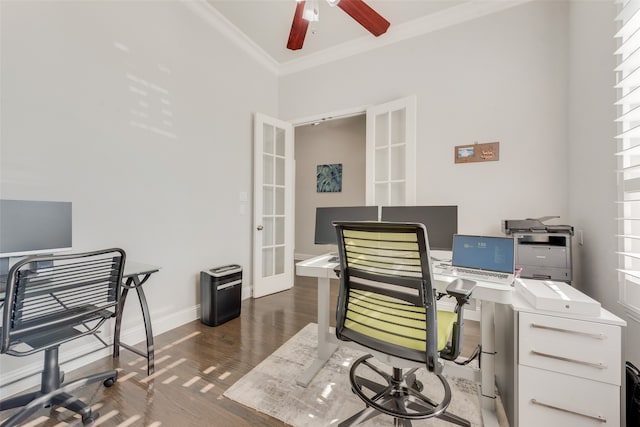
337, 0, 390, 37
287, 1, 310, 50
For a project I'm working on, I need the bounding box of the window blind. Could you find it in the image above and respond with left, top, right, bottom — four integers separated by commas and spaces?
615, 0, 640, 315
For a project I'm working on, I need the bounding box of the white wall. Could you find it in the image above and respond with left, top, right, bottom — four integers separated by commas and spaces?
294, 115, 366, 258
567, 1, 639, 365
0, 1, 277, 395
280, 1, 570, 237
567, 0, 617, 312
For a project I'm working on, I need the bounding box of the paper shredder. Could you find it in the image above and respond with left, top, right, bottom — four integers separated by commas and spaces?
200, 264, 242, 326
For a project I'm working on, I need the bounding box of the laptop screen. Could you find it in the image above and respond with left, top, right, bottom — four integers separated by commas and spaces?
452, 235, 515, 274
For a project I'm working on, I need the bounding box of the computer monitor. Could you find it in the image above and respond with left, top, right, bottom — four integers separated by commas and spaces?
381, 205, 458, 251
314, 206, 379, 245
0, 199, 73, 258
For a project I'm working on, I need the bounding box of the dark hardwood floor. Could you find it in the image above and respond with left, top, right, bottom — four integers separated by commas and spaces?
0, 275, 480, 427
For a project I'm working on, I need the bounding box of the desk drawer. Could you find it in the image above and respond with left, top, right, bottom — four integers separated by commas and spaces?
519, 312, 621, 385
518, 365, 619, 427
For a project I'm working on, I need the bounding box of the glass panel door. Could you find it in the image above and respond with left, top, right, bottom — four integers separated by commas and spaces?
366, 96, 416, 206
253, 113, 294, 298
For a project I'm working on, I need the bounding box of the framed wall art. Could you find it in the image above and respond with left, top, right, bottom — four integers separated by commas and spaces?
455, 142, 500, 164
316, 163, 342, 193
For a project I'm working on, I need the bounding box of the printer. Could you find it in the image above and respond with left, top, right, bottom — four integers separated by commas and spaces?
502, 216, 574, 235
502, 217, 573, 283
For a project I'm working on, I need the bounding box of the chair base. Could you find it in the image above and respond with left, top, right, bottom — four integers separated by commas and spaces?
340, 354, 470, 427
0, 348, 118, 427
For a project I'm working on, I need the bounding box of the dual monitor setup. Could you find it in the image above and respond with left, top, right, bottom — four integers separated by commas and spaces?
314, 205, 515, 278
314, 205, 458, 251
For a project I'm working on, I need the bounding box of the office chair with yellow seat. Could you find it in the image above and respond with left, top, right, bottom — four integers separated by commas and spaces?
0, 248, 125, 427
333, 221, 476, 427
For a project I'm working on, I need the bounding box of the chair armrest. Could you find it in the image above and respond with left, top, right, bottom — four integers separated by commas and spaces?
439, 278, 477, 361
446, 278, 476, 303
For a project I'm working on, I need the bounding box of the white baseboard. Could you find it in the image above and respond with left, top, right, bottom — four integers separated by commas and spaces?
242, 284, 252, 299
129, 304, 199, 342
0, 305, 200, 399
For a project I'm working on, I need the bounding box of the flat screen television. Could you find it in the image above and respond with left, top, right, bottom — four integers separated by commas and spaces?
381, 205, 458, 251
0, 199, 72, 258
314, 206, 379, 246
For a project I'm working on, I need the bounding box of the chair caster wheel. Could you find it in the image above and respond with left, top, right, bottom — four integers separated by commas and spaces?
82, 411, 98, 426
103, 375, 117, 387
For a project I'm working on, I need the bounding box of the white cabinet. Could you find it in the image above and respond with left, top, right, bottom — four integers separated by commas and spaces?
519, 312, 620, 384
518, 366, 619, 426
514, 307, 624, 427
495, 292, 625, 427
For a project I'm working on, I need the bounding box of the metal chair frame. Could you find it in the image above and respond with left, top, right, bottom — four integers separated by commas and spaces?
334, 221, 475, 427
0, 248, 125, 426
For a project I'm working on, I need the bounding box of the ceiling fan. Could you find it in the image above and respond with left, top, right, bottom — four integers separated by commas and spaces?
287, 0, 391, 50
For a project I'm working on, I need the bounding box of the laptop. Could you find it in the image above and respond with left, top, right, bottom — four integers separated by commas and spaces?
442, 234, 516, 285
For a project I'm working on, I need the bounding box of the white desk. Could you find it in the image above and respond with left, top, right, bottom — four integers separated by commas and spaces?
296, 253, 512, 427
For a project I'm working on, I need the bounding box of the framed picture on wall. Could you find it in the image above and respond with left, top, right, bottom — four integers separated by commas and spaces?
455, 142, 499, 164
317, 164, 342, 192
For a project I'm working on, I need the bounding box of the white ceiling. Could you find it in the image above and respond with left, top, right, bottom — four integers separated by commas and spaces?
198, 0, 529, 74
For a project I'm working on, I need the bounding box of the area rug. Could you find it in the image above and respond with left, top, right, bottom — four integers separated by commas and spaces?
224, 323, 508, 426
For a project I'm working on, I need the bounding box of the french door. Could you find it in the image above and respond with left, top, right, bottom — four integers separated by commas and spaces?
252, 96, 414, 297
366, 96, 416, 206
252, 113, 294, 298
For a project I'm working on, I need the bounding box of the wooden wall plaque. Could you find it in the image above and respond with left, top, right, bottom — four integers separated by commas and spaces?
454, 141, 500, 164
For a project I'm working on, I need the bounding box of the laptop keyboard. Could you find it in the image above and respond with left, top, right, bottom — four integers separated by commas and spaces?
455, 267, 510, 281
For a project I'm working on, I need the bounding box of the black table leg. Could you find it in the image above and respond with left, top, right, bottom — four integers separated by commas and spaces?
113, 284, 130, 359
113, 274, 155, 375
134, 281, 154, 375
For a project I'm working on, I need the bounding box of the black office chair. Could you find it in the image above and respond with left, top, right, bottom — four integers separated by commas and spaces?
0, 248, 125, 427
333, 221, 475, 427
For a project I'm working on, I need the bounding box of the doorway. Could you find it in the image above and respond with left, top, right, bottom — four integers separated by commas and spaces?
293, 114, 366, 260
255, 96, 416, 297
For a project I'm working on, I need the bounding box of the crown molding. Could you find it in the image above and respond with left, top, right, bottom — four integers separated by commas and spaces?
185, 0, 531, 77
181, 0, 280, 75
